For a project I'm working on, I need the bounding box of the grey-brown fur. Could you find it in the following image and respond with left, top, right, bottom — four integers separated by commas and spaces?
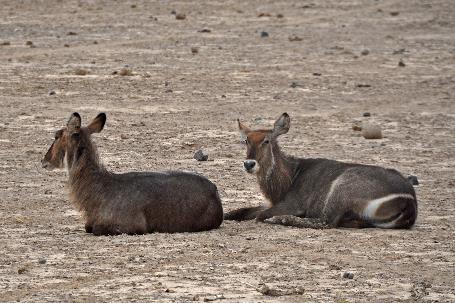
224, 113, 417, 229
42, 112, 223, 235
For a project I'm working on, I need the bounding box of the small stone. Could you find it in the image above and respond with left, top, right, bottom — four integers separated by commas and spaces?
198, 29, 211, 33
312, 72, 321, 76
260, 31, 269, 38
361, 123, 382, 139
407, 175, 419, 186
276, 13, 284, 18
1, 41, 11, 46
64, 44, 70, 47
257, 12, 271, 17
191, 46, 199, 54
130, 4, 137, 8
363, 112, 371, 117
288, 35, 303, 42
352, 124, 362, 131
164, 89, 173, 93
120, 134, 128, 140
398, 59, 406, 67
18, 267, 27, 274
356, 84, 371, 88
290, 81, 300, 88
93, 40, 98, 44
194, 149, 208, 161
170, 10, 176, 15
119, 68, 133, 76
361, 49, 369, 56
221, 94, 226, 98
342, 272, 354, 279
67, 31, 78, 35
176, 13, 186, 20
390, 11, 400, 16
38, 258, 47, 264
75, 68, 89, 76
25, 41, 33, 46
49, 91, 56, 95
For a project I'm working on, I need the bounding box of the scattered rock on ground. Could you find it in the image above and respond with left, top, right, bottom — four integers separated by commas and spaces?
176, 13, 186, 20
361, 123, 382, 139
119, 68, 133, 76
194, 149, 208, 161
75, 68, 89, 76
260, 31, 269, 38
342, 272, 354, 279
398, 59, 406, 67
38, 258, 46, 264
363, 112, 371, 117
289, 35, 303, 41
1, 41, 11, 46
191, 47, 199, 54
361, 49, 370, 56
49, 91, 56, 95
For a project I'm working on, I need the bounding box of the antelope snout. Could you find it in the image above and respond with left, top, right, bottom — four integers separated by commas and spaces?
243, 160, 258, 173
41, 159, 51, 170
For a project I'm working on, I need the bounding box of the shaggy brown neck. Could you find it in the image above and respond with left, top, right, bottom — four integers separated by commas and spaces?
257, 144, 299, 205
67, 137, 107, 212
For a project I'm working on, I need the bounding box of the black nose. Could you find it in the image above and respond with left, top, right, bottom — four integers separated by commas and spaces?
243, 160, 256, 171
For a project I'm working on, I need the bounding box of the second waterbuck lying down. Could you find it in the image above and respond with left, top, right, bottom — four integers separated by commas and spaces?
224, 113, 417, 229
42, 112, 223, 235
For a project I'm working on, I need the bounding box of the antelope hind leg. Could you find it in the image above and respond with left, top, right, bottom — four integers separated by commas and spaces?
224, 206, 266, 221
264, 215, 331, 229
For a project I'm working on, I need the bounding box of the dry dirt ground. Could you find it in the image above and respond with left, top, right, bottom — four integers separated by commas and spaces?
0, 0, 454, 302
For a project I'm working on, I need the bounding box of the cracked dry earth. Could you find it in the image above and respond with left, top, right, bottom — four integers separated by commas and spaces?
0, 0, 454, 302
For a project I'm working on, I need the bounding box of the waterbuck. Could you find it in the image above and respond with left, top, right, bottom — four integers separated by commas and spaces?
42, 112, 223, 235
224, 113, 417, 229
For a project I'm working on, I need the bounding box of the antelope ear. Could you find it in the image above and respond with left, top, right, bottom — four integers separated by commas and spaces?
67, 112, 81, 135
238, 119, 251, 140
272, 113, 290, 137
87, 113, 106, 134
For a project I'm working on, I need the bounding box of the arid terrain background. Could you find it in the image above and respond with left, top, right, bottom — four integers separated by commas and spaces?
0, 0, 454, 302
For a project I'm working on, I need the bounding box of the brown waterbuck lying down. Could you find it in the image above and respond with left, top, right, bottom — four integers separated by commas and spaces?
224, 113, 417, 229
42, 112, 223, 235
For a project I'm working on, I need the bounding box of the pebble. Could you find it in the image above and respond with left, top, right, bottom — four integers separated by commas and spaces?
194, 149, 208, 161
363, 112, 371, 117
38, 258, 47, 264
49, 90, 56, 95
342, 272, 354, 279
260, 31, 269, 38
407, 175, 419, 185
398, 59, 406, 67
1, 41, 11, 46
361, 49, 370, 56
176, 13, 186, 20
191, 46, 199, 54
288, 35, 303, 42
361, 123, 382, 139
352, 124, 362, 131
67, 31, 78, 35
120, 134, 128, 140
75, 68, 89, 76
25, 41, 33, 46
119, 68, 133, 76
290, 81, 300, 88
390, 11, 400, 16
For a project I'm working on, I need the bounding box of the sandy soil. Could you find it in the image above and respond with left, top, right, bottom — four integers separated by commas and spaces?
0, 0, 454, 302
